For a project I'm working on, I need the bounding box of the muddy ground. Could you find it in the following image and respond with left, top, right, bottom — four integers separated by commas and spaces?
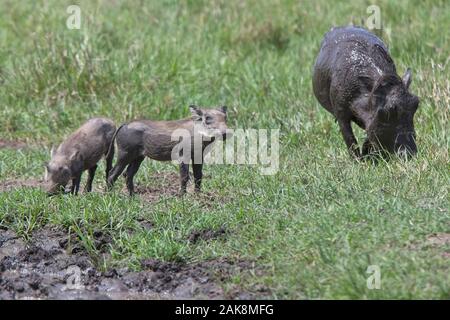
0, 173, 263, 299
0, 226, 265, 300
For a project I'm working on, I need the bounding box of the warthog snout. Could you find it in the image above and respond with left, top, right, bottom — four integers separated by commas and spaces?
395, 132, 417, 158
45, 182, 67, 196
222, 130, 232, 140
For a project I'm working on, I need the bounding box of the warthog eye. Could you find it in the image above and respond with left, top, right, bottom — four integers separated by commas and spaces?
205, 116, 213, 124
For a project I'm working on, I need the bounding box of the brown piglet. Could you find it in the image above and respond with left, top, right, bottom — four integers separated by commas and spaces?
107, 105, 229, 196
44, 118, 116, 195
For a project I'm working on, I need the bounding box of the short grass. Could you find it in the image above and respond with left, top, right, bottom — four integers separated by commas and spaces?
0, 0, 449, 299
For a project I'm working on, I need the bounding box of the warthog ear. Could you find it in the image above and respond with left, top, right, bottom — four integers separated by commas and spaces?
376, 107, 390, 122
50, 146, 56, 158
43, 162, 49, 178
189, 105, 203, 121
402, 68, 412, 90
218, 106, 227, 114
369, 74, 402, 109
70, 150, 81, 161
359, 75, 374, 92
60, 166, 72, 181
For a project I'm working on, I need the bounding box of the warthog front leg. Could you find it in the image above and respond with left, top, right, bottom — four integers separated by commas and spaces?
125, 156, 144, 196
85, 165, 97, 193
193, 163, 203, 192
107, 151, 132, 191
70, 173, 82, 195
179, 162, 190, 195
338, 119, 361, 159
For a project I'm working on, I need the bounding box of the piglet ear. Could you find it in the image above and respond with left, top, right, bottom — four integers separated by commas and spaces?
189, 105, 203, 120
218, 106, 227, 114
402, 68, 412, 90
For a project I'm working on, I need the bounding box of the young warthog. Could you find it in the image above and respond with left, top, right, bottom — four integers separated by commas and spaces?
313, 26, 420, 158
107, 105, 229, 196
44, 118, 116, 195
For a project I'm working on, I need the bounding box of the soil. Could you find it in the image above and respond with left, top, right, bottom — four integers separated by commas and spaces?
134, 171, 180, 203
0, 172, 230, 209
426, 233, 450, 247
188, 227, 227, 244
407, 232, 450, 259
0, 179, 43, 192
427, 233, 450, 258
0, 140, 27, 149
0, 173, 255, 299
0, 227, 264, 300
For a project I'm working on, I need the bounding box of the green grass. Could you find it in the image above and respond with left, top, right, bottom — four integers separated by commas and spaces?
0, 0, 449, 299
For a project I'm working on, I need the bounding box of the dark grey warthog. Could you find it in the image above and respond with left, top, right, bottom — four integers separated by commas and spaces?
107, 105, 229, 196
313, 26, 420, 158
45, 118, 116, 195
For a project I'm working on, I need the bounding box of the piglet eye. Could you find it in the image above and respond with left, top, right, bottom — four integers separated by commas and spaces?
205, 116, 213, 123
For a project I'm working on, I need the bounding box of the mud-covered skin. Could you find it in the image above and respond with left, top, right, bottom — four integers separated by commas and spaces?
45, 118, 116, 195
313, 26, 419, 158
107, 106, 228, 196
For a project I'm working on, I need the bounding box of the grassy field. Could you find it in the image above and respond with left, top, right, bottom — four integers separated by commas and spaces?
0, 0, 449, 299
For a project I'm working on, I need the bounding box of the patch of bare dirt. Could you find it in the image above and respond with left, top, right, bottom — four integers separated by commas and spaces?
137, 218, 154, 231
188, 227, 227, 244
133, 172, 180, 203
417, 198, 448, 213
0, 172, 232, 209
133, 172, 231, 207
408, 233, 450, 259
191, 190, 233, 209
0, 139, 27, 149
0, 227, 265, 300
427, 233, 450, 259
0, 179, 43, 192
426, 233, 450, 246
